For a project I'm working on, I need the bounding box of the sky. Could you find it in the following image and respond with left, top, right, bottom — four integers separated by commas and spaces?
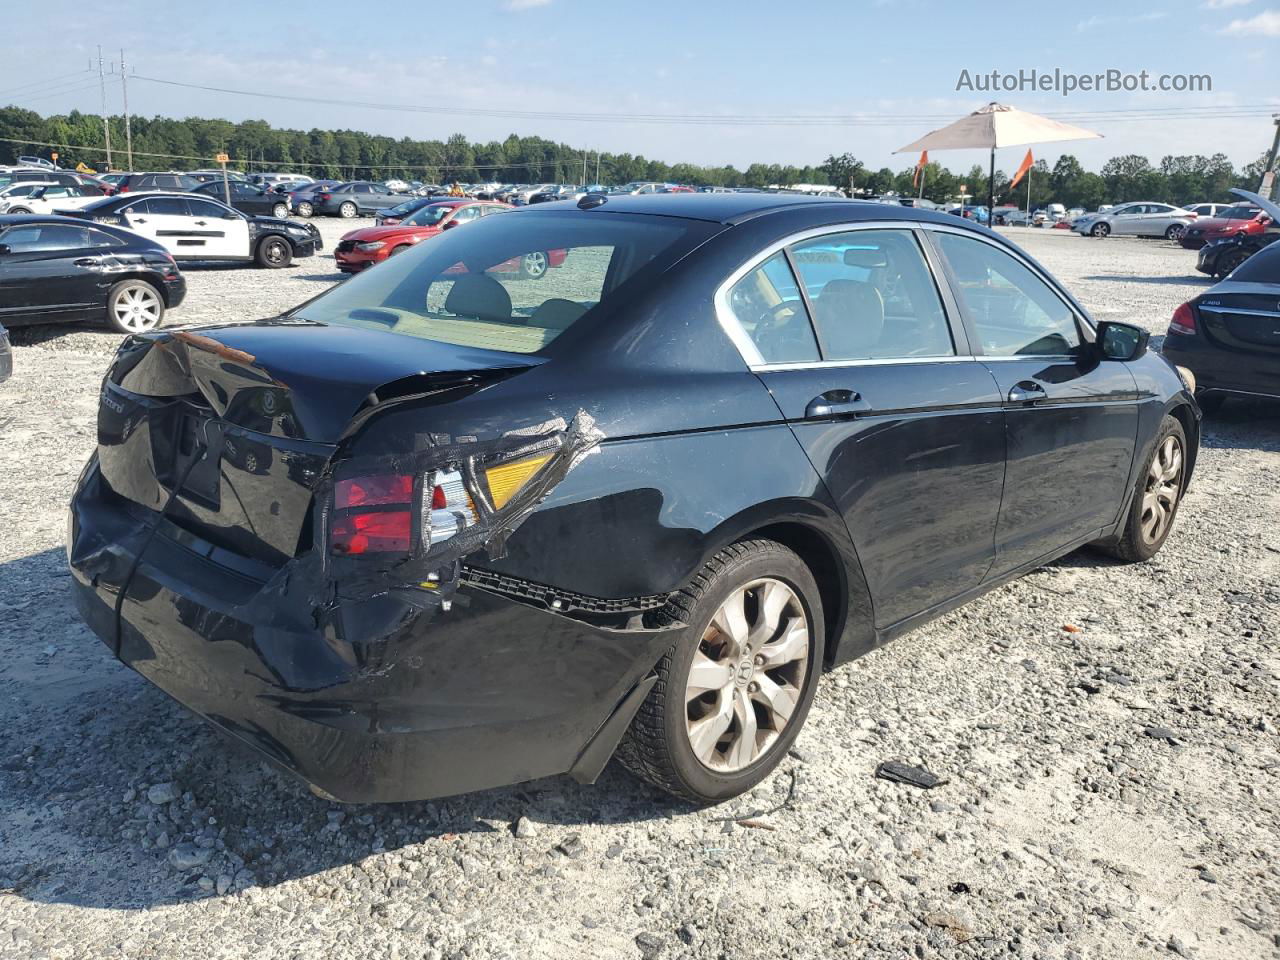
1, 0, 1278, 177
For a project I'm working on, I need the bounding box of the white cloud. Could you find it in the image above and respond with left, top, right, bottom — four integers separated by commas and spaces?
504, 0, 551, 9
1203, 0, 1252, 7
1220, 9, 1280, 33
1077, 10, 1167, 31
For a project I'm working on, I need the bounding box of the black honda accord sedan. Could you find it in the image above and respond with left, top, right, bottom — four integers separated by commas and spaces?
68, 193, 1199, 805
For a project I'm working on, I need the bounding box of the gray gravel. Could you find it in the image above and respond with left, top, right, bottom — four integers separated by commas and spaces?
1, 225, 1278, 959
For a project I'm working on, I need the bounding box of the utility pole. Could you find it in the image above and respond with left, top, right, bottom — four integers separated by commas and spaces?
594, 151, 600, 184
119, 50, 133, 171
1261, 114, 1280, 201
96, 46, 113, 170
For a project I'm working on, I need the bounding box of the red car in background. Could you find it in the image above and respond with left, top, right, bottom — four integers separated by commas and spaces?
335, 199, 566, 276
1179, 204, 1271, 249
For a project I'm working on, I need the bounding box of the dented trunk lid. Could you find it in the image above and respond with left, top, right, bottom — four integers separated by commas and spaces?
97, 320, 536, 567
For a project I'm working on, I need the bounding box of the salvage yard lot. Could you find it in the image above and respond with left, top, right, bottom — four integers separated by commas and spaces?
1, 224, 1277, 959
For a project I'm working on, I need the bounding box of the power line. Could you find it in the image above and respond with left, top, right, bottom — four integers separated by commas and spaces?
0, 69, 94, 99
128, 73, 1280, 127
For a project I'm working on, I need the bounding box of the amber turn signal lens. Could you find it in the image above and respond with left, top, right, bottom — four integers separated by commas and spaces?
485, 454, 552, 510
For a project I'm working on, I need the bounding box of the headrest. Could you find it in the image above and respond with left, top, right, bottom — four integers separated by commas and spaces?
529, 298, 587, 330
444, 273, 512, 322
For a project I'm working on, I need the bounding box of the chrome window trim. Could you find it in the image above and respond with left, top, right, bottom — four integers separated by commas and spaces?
713, 220, 959, 371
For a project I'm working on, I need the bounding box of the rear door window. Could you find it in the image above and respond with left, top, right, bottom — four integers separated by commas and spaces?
725, 252, 818, 363
0, 223, 90, 251
789, 230, 954, 360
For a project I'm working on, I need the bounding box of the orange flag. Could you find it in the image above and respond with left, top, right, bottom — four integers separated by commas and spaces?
912, 150, 928, 187
1008, 148, 1034, 190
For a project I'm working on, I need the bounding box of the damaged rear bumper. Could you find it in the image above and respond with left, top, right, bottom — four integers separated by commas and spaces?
68, 458, 676, 803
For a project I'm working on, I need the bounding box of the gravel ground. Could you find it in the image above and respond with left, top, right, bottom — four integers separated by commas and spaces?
0, 223, 1277, 960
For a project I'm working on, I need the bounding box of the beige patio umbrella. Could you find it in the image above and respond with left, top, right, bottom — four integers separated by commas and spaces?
895, 102, 1102, 217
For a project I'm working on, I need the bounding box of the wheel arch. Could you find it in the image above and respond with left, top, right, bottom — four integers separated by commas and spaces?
699, 503, 876, 669
1167, 400, 1199, 489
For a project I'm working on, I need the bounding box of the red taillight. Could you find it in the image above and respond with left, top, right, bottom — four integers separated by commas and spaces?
331, 510, 412, 555
318, 192, 331, 201
331, 472, 415, 554
335, 473, 413, 508
1169, 302, 1197, 336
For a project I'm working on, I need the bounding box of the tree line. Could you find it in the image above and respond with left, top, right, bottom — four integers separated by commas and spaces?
0, 105, 1270, 208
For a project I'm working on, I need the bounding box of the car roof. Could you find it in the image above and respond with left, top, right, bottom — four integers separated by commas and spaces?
567, 192, 964, 227
0, 213, 120, 227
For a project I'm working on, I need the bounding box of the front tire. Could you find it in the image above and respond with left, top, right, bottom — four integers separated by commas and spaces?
617, 539, 823, 804
1091, 222, 1110, 238
105, 280, 164, 333
272, 202, 288, 218
1165, 224, 1185, 241
255, 236, 293, 269
1098, 415, 1187, 563
339, 201, 357, 219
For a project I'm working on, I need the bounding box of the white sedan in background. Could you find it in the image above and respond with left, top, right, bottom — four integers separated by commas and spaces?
0, 183, 108, 215
1072, 202, 1197, 240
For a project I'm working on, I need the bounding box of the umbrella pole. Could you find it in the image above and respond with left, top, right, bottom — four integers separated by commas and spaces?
988, 146, 995, 226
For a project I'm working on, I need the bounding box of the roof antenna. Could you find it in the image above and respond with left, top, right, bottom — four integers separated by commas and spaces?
577, 193, 607, 210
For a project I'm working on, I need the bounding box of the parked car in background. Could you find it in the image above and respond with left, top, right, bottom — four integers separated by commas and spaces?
17, 156, 56, 170
249, 173, 314, 191
0, 181, 57, 203
67, 192, 1198, 807
1164, 191, 1280, 413
285, 180, 342, 218
0, 168, 111, 193
334, 199, 518, 272
0, 214, 185, 333
1195, 225, 1280, 279
312, 181, 404, 218
61, 193, 321, 268
113, 172, 201, 194
191, 180, 291, 218
188, 170, 251, 184
0, 183, 109, 215
528, 185, 582, 204
1178, 204, 1270, 249
948, 204, 989, 224
609, 181, 666, 195
383, 178, 411, 193
1072, 202, 1196, 239
1186, 203, 1230, 220
375, 195, 439, 226
1000, 209, 1035, 226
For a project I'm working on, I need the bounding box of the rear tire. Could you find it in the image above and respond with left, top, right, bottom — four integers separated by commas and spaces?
255, 236, 292, 269
1097, 415, 1187, 563
1091, 222, 1110, 238
272, 202, 288, 218
1165, 224, 1184, 241
388, 244, 411, 257
105, 279, 164, 334
616, 539, 823, 805
339, 201, 357, 219
296, 201, 314, 218
8, 206, 31, 214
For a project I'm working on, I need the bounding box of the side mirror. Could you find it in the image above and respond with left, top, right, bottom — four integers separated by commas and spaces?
1096, 321, 1149, 362
441, 218, 460, 230
0, 244, 10, 255
223, 210, 241, 219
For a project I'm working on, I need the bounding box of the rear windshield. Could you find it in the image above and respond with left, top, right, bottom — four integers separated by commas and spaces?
1217, 206, 1260, 220
1231, 244, 1280, 283
293, 210, 719, 353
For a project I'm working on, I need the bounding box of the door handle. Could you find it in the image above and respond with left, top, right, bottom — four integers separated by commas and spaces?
73, 258, 99, 267
193, 220, 207, 226
804, 389, 871, 419
132, 217, 147, 223
1007, 381, 1047, 404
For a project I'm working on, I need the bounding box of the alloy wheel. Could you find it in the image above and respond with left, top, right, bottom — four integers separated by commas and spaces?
340, 202, 357, 218
684, 578, 809, 773
112, 284, 161, 333
1140, 434, 1183, 544
273, 203, 288, 218
297, 202, 313, 217
521, 251, 549, 279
